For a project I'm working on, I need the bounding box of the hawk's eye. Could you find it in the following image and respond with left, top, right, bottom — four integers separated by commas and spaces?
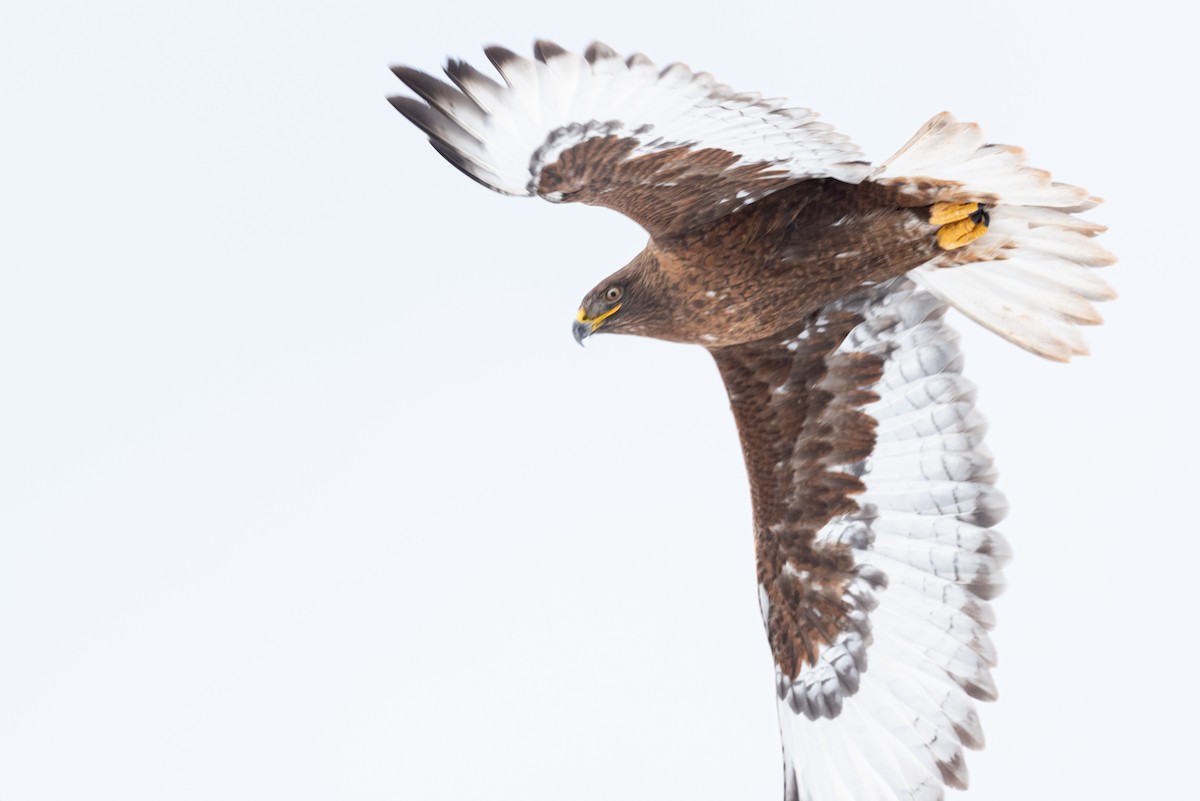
604, 286, 623, 303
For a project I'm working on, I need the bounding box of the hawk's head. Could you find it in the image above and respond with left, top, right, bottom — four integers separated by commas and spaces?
573, 283, 625, 344
572, 249, 673, 345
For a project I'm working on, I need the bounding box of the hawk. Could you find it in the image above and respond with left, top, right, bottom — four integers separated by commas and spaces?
388, 41, 1114, 801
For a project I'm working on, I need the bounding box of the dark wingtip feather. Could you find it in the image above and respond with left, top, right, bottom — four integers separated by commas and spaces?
389, 95, 490, 170
391, 65, 433, 89
391, 65, 482, 121
958, 675, 999, 703
533, 39, 567, 62
387, 95, 443, 140
443, 57, 501, 94
387, 94, 427, 122
483, 45, 522, 73
584, 41, 618, 63
388, 93, 512, 196
953, 717, 986, 751
391, 65, 444, 99
937, 751, 970, 791
426, 138, 500, 194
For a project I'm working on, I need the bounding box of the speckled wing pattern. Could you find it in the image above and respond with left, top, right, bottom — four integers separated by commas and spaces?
713, 279, 1008, 801
389, 41, 870, 237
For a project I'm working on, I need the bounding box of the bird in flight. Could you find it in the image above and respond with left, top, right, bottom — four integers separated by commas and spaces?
388, 41, 1114, 801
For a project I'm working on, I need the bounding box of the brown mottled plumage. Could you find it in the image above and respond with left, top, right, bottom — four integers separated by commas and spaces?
574, 177, 939, 347
712, 313, 885, 676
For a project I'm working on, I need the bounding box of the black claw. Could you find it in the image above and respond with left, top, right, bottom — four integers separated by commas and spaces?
970, 204, 990, 227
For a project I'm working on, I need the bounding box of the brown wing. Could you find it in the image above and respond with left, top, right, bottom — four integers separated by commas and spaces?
389, 41, 871, 240
711, 281, 1010, 800
710, 307, 886, 686
533, 135, 800, 238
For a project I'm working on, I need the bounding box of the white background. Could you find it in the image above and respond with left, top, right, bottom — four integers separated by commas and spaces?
2, 1, 1196, 799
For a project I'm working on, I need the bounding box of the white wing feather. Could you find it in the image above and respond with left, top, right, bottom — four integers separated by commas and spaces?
875, 112, 1116, 361
390, 42, 871, 199
777, 281, 1008, 801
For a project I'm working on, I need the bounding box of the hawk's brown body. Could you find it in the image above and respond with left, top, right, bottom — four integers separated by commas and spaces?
607, 180, 937, 346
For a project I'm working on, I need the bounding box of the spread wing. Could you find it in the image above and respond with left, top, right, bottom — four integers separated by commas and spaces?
388, 41, 871, 238
710, 279, 1008, 801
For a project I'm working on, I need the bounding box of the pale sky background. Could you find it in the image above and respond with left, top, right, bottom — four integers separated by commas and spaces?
2, 1, 1197, 799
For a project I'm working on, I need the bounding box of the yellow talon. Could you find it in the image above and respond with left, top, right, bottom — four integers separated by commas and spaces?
932, 201, 990, 250
929, 201, 979, 226
937, 216, 988, 249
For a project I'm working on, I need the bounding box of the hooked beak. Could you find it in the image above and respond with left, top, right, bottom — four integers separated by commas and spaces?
572, 304, 621, 347
572, 318, 591, 346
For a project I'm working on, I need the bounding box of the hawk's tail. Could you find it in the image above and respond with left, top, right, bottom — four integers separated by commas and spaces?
873, 112, 1116, 361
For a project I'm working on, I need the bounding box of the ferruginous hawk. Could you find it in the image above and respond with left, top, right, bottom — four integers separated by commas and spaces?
387, 40, 1114, 801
